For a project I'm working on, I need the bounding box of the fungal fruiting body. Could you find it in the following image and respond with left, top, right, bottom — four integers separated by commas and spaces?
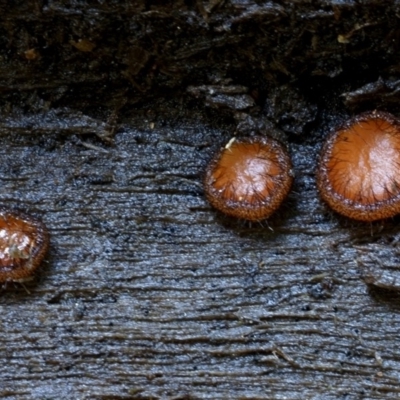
0, 208, 49, 282
317, 111, 400, 221
204, 136, 293, 221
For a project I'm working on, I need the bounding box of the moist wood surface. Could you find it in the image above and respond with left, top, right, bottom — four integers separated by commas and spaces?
1, 107, 399, 400
1, 1, 400, 399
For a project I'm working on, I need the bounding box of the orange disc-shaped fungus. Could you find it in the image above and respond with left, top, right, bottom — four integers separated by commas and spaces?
0, 208, 49, 283
204, 136, 293, 221
317, 111, 400, 221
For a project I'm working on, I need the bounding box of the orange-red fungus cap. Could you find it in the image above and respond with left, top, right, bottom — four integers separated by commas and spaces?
204, 136, 293, 221
317, 111, 400, 221
0, 208, 49, 283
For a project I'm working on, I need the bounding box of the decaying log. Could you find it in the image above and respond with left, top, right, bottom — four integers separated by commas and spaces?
1, 1, 400, 399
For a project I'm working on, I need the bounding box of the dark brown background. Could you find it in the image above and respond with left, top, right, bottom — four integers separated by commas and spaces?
1, 1, 400, 399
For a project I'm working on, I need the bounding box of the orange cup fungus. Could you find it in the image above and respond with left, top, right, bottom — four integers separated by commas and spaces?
204, 136, 293, 221
317, 110, 400, 221
0, 208, 49, 283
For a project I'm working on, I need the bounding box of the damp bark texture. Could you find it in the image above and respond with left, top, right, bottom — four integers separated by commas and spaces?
1, 1, 400, 399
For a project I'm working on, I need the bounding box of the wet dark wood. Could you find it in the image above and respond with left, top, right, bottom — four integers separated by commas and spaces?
1, 1, 400, 399
0, 107, 398, 399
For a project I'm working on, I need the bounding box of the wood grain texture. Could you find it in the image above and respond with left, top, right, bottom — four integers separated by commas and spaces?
0, 108, 398, 399
1, 1, 400, 399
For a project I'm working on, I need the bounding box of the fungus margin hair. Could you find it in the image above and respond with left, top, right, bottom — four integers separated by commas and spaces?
317, 110, 400, 222
204, 136, 293, 221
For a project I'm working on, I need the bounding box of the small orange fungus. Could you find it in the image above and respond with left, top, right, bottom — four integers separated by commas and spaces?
204, 136, 293, 221
24, 48, 40, 61
0, 208, 49, 283
317, 111, 400, 221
